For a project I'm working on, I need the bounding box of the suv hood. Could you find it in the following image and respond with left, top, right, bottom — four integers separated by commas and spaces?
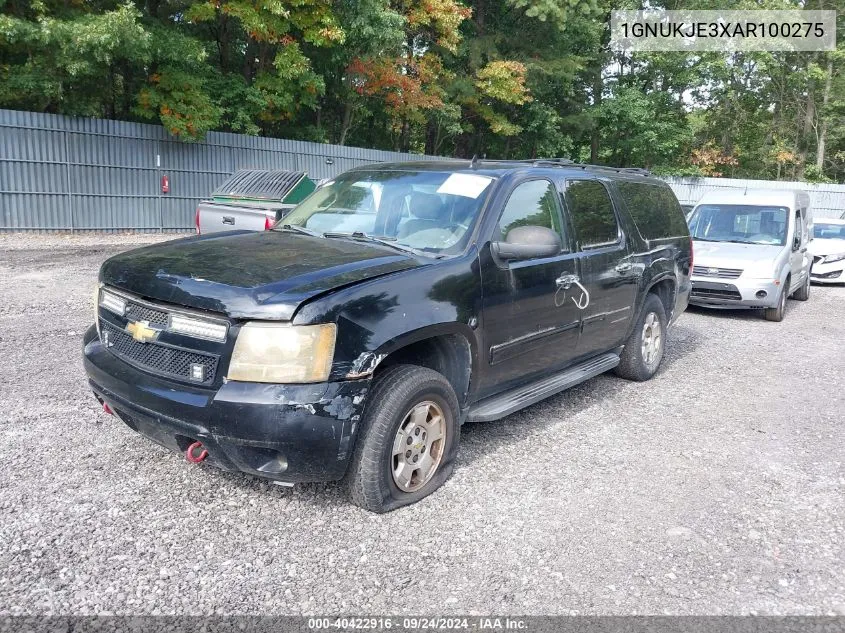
693, 240, 785, 273
100, 231, 425, 320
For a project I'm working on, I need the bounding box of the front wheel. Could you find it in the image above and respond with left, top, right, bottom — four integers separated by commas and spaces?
345, 364, 460, 513
764, 283, 788, 321
615, 293, 667, 382
793, 273, 810, 301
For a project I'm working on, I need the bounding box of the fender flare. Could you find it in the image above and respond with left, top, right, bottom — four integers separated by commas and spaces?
625, 273, 677, 339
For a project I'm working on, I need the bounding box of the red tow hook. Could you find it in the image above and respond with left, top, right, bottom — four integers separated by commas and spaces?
102, 402, 114, 415
186, 441, 209, 464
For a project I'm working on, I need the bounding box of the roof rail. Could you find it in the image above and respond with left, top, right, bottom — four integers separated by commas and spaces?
475, 157, 574, 166
616, 167, 652, 175
531, 158, 575, 166
468, 157, 653, 176
483, 157, 650, 174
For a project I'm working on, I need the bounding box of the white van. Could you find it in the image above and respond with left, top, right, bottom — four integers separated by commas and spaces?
687, 189, 812, 322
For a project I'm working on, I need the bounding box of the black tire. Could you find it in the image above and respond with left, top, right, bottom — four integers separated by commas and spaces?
764, 282, 788, 321
614, 293, 667, 382
793, 273, 810, 301
344, 364, 460, 513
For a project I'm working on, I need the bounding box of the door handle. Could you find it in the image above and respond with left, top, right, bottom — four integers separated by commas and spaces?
615, 262, 633, 274
555, 274, 579, 289
555, 274, 590, 309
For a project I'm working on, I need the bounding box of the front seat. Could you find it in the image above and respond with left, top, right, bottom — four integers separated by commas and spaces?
397, 193, 445, 238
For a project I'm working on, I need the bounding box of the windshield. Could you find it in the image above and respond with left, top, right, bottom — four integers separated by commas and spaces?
813, 223, 845, 239
689, 204, 789, 246
278, 170, 494, 256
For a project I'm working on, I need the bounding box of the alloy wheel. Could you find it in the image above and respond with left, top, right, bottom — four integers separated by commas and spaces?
391, 401, 446, 492
641, 312, 663, 369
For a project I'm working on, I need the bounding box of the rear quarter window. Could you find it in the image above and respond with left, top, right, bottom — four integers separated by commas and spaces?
617, 181, 689, 241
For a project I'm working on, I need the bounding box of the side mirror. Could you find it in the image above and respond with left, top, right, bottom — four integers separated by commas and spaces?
491, 225, 562, 261
793, 235, 801, 251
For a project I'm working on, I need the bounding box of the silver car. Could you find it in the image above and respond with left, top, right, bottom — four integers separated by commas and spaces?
687, 189, 812, 322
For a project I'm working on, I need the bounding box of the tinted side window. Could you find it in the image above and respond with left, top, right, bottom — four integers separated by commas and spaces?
616, 181, 688, 240
498, 179, 563, 244
565, 180, 618, 247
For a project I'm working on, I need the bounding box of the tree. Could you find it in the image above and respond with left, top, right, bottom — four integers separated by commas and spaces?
0, 0, 842, 182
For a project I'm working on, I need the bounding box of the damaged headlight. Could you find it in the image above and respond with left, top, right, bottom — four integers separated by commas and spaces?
227, 322, 337, 384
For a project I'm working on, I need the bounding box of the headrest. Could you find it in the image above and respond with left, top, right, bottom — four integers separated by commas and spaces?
408, 193, 444, 220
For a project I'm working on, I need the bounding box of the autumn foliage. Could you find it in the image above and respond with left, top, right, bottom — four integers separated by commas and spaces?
1, 0, 843, 180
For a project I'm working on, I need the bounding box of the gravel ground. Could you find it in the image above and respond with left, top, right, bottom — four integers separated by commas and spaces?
0, 233, 843, 616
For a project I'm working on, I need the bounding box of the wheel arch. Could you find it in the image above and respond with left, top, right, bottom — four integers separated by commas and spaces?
624, 273, 676, 341
372, 326, 477, 408
646, 274, 677, 319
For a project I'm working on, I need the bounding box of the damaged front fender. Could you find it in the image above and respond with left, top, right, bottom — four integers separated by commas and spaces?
345, 352, 387, 379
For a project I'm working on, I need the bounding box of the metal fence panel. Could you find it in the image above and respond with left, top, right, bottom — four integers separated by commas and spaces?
663, 176, 845, 219
0, 109, 445, 232
3, 107, 843, 231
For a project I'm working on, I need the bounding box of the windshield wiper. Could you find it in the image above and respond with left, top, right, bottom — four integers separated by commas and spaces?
276, 224, 324, 237
693, 237, 765, 244
323, 232, 438, 258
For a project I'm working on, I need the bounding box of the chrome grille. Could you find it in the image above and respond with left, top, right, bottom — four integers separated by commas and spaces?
124, 301, 168, 327
100, 321, 218, 385
692, 265, 743, 279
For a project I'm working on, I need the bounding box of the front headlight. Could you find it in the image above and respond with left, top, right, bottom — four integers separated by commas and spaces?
823, 252, 845, 264
99, 288, 126, 316
227, 322, 337, 384
93, 284, 102, 333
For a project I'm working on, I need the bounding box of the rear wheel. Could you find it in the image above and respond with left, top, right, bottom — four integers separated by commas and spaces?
615, 293, 667, 382
345, 364, 460, 513
793, 273, 810, 301
764, 282, 788, 321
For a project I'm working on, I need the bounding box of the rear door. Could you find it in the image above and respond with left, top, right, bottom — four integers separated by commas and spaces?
562, 178, 638, 357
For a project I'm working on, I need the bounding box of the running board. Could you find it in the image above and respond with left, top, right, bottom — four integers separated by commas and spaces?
466, 352, 620, 423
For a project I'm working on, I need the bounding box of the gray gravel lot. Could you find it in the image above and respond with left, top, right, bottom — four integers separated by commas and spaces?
0, 233, 843, 616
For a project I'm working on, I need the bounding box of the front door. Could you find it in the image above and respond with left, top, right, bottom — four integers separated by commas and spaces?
479, 178, 582, 397
789, 209, 809, 289
562, 178, 639, 357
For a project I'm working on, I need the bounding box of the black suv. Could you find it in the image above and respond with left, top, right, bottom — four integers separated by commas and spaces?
84, 159, 692, 512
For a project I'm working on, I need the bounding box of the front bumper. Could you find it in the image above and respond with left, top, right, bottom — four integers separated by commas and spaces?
83, 326, 369, 483
810, 260, 845, 284
689, 276, 781, 309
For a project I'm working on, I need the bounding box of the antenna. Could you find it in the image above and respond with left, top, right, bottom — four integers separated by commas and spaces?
469, 154, 479, 169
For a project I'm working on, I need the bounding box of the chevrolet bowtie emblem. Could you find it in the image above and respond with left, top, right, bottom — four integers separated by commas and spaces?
126, 320, 159, 343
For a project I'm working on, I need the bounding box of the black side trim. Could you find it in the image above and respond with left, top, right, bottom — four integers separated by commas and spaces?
489, 321, 580, 365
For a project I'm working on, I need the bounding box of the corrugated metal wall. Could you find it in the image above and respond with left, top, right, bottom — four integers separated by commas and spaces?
664, 176, 845, 219
0, 109, 438, 232
2, 108, 843, 230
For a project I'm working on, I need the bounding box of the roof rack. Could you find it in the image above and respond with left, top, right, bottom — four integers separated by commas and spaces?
478, 158, 574, 166
472, 157, 652, 175
616, 167, 652, 175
